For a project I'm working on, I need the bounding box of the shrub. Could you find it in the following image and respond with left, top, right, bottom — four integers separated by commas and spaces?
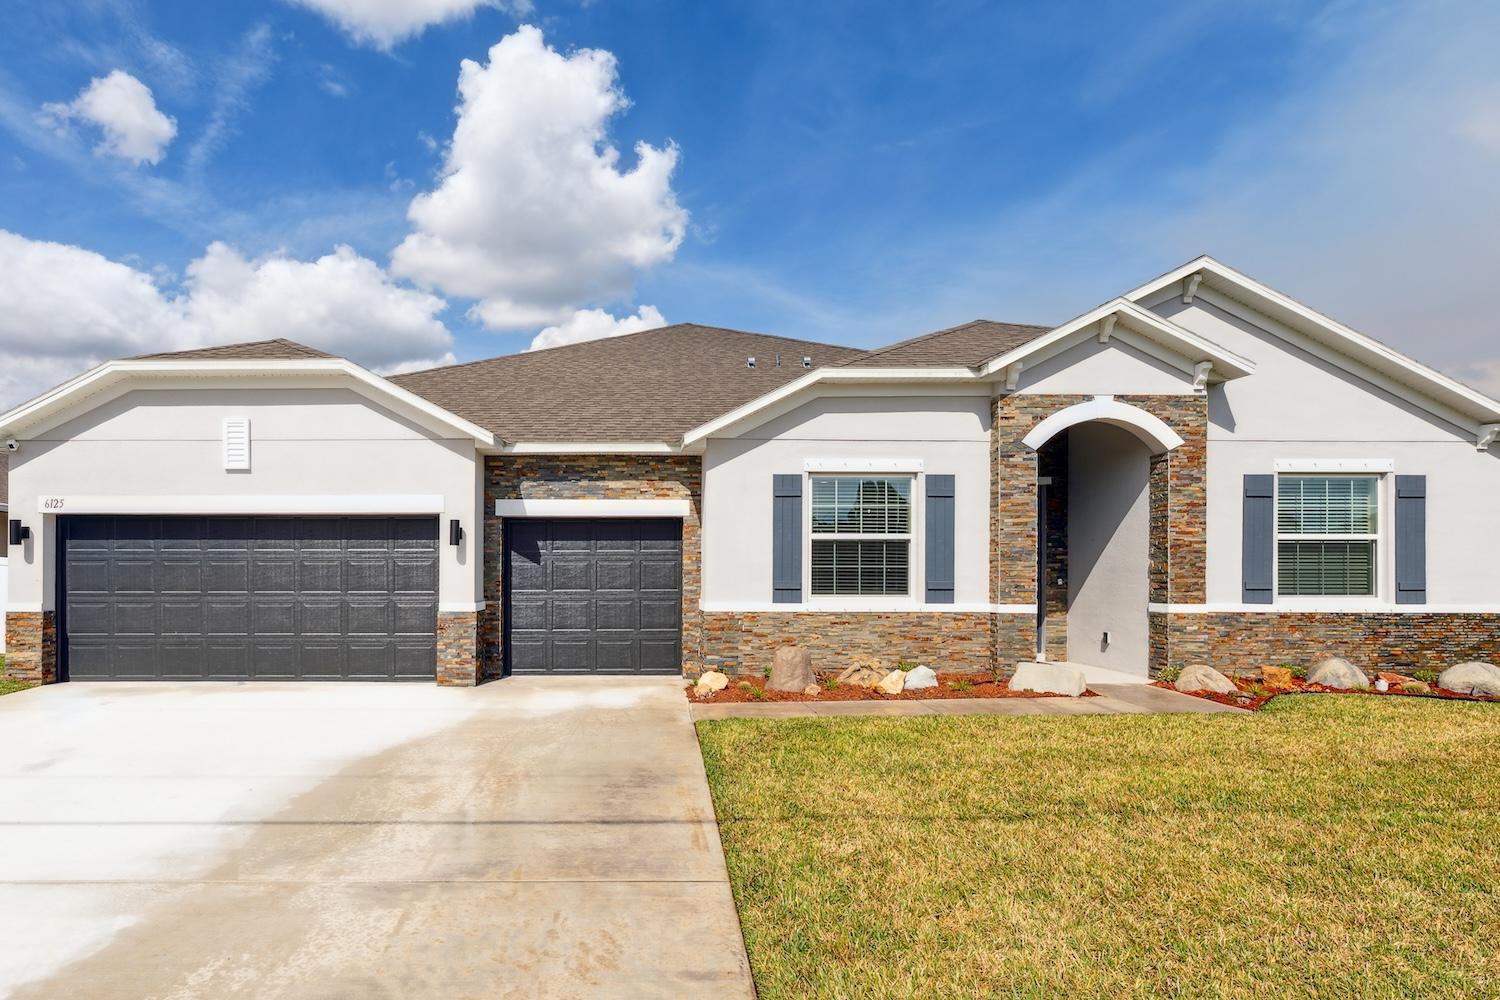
1157, 666, 1181, 684
897, 660, 919, 672
1286, 663, 1308, 680
748, 687, 768, 701
1412, 669, 1440, 684
737, 681, 754, 691
823, 677, 841, 691
951, 678, 973, 693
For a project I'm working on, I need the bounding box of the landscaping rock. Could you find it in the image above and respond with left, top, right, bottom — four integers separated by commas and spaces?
902, 665, 939, 690
1012, 661, 1087, 697
875, 670, 906, 695
837, 661, 888, 688
802, 684, 821, 696
694, 671, 729, 698
767, 646, 816, 692
1401, 681, 1431, 694
1261, 665, 1296, 690
1307, 657, 1369, 690
1437, 661, 1500, 697
1174, 664, 1237, 695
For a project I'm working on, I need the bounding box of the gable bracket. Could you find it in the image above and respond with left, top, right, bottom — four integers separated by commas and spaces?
1097, 314, 1117, 344
1192, 361, 1214, 393
1480, 424, 1500, 452
1005, 362, 1024, 391
1182, 272, 1203, 304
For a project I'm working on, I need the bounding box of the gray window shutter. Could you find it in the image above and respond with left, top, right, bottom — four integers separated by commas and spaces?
925, 475, 955, 603
1242, 474, 1274, 604
772, 474, 802, 603
1395, 475, 1426, 605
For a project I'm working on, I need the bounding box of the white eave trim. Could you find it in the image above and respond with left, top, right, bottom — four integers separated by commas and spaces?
682, 365, 979, 446
1124, 256, 1500, 429
34, 494, 446, 515
0, 358, 496, 447
498, 441, 679, 455
495, 498, 692, 518
976, 298, 1256, 383
1153, 602, 1500, 615
803, 457, 925, 472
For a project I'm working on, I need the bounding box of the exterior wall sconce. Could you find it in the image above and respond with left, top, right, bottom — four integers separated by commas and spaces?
9, 519, 31, 546
448, 519, 463, 547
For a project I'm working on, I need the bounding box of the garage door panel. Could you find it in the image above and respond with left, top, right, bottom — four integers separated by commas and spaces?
63, 516, 437, 680
504, 518, 681, 675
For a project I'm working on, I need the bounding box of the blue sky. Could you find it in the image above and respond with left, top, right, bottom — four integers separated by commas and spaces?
1, 0, 1498, 407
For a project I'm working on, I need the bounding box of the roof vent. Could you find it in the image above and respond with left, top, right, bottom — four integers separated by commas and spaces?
746, 356, 756, 369
802, 356, 812, 369
774, 353, 781, 367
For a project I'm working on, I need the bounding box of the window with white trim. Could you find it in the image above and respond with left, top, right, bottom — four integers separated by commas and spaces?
810, 476, 912, 596
1276, 475, 1378, 597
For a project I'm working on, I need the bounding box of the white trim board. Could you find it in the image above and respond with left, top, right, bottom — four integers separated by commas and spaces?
1150, 602, 1500, 615
494, 498, 693, 518
700, 601, 1037, 614
34, 494, 446, 515
1274, 459, 1394, 473
439, 602, 487, 613
803, 458, 925, 472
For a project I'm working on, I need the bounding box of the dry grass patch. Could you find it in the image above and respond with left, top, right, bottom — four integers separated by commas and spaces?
699, 697, 1499, 999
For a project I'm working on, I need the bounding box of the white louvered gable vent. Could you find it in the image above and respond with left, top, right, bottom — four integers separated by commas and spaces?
223, 417, 251, 471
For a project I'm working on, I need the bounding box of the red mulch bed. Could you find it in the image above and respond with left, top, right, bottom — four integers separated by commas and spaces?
1158, 675, 1499, 712
691, 672, 1096, 704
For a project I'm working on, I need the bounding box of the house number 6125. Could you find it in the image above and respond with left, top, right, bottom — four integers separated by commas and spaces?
42, 498, 65, 510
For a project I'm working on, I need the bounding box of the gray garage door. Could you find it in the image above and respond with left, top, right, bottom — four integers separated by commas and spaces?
60, 516, 439, 681
504, 519, 682, 674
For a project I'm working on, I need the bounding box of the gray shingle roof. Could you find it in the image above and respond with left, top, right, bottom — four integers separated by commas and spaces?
131, 338, 337, 361
389, 324, 864, 443
838, 320, 1051, 369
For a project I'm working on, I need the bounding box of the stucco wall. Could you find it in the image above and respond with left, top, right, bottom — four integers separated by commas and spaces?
1067, 423, 1150, 673
5, 385, 484, 613
1017, 335, 1196, 396
0, 555, 7, 653
1146, 290, 1500, 606
701, 392, 993, 608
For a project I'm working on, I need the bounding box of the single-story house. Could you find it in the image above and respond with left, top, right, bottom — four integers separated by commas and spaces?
3, 256, 1498, 685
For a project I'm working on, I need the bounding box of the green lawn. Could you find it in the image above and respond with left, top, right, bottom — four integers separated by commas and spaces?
699, 697, 1499, 999
0, 656, 34, 696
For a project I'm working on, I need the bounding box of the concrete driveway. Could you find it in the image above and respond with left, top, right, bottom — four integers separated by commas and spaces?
0, 678, 754, 999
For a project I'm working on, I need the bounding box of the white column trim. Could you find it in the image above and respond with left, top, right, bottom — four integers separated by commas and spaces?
494, 498, 692, 518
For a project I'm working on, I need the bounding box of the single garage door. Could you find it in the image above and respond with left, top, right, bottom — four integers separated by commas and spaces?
504, 518, 682, 674
60, 516, 438, 680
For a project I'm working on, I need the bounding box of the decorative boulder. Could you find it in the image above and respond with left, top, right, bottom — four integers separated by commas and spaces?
768, 646, 816, 692
1307, 657, 1369, 690
802, 684, 821, 697
1174, 664, 1237, 695
837, 662, 888, 688
902, 665, 939, 690
694, 671, 729, 698
875, 670, 906, 695
1261, 665, 1296, 690
1437, 662, 1500, 697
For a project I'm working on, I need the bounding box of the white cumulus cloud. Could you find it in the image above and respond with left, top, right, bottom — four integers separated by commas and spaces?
530, 305, 666, 351
0, 230, 455, 408
40, 70, 178, 166
392, 25, 687, 331
283, 0, 527, 50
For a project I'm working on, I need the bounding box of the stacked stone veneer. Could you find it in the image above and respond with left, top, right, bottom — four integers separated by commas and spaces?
484, 455, 703, 680
436, 610, 479, 686
993, 393, 1208, 672
703, 612, 999, 677
1160, 612, 1500, 677
4, 611, 57, 684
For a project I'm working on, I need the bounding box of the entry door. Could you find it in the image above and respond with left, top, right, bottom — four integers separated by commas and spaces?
504, 518, 682, 674
61, 516, 438, 680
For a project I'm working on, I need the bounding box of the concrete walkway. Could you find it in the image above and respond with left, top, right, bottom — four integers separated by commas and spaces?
691, 682, 1245, 720
0, 678, 754, 1000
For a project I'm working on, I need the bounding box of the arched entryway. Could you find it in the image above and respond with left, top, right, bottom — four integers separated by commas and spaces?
1026, 397, 1181, 677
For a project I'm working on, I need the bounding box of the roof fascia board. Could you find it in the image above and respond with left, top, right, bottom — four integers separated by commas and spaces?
681, 366, 980, 445
498, 441, 680, 455
975, 298, 1254, 381
1126, 256, 1500, 426
0, 359, 496, 447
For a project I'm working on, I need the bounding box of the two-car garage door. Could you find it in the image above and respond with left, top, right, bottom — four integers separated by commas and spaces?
60, 516, 438, 681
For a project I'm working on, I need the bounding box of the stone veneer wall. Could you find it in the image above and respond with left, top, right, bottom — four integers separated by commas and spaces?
436, 610, 479, 686
992, 393, 1208, 667
3, 611, 57, 684
1160, 612, 1500, 677
484, 455, 702, 681
1038, 434, 1069, 663
703, 611, 1033, 678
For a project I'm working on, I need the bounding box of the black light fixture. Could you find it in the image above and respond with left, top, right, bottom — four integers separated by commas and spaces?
448, 519, 463, 547
9, 519, 29, 546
